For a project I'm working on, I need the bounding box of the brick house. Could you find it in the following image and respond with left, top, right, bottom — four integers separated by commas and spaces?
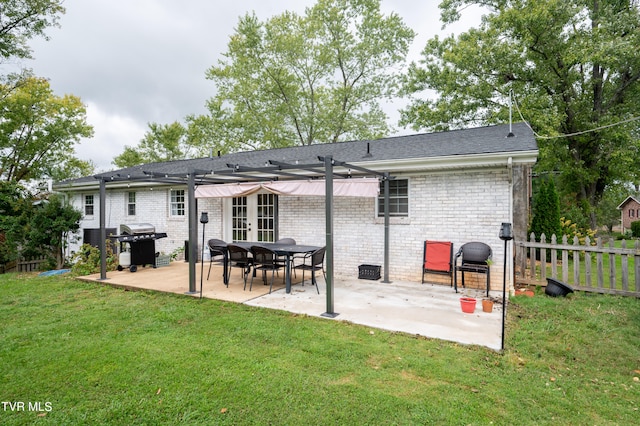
617, 196, 640, 231
54, 122, 538, 292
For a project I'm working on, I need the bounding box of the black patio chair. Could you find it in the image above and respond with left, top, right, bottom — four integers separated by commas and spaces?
275, 237, 297, 268
250, 245, 284, 293
275, 238, 296, 245
207, 238, 228, 285
227, 244, 253, 289
454, 242, 492, 297
293, 246, 325, 294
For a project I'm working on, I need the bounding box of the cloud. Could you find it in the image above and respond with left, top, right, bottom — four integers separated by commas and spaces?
15, 0, 483, 172
75, 102, 147, 172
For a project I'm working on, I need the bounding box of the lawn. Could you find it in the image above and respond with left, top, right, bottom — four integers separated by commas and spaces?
1, 273, 639, 425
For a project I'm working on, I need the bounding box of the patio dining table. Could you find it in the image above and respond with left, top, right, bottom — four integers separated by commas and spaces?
226, 241, 322, 293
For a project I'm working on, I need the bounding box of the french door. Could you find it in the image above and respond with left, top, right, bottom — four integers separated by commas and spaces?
225, 192, 277, 242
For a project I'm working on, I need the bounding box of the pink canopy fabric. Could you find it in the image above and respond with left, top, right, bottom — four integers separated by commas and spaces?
195, 178, 379, 198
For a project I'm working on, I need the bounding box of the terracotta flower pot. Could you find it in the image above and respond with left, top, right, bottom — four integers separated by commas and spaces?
515, 288, 534, 297
460, 297, 477, 314
482, 299, 494, 313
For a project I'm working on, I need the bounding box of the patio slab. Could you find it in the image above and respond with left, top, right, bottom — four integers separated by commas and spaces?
78, 261, 504, 351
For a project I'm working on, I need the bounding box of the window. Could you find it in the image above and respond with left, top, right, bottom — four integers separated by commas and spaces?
378, 179, 409, 217
127, 192, 136, 216
631, 209, 635, 218
84, 195, 94, 216
170, 189, 185, 216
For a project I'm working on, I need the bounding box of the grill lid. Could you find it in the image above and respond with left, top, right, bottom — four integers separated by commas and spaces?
120, 223, 156, 235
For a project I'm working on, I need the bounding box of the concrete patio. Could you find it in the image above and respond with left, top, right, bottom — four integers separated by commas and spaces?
78, 260, 505, 351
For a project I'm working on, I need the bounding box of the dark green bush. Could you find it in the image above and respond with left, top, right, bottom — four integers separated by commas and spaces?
529, 178, 562, 240
631, 221, 640, 238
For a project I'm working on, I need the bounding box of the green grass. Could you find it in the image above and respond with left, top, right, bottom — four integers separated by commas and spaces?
1, 273, 639, 425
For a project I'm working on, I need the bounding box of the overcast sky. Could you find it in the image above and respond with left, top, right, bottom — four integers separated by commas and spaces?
8, 0, 482, 172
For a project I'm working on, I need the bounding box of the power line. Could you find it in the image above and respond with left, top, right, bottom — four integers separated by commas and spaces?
511, 91, 640, 139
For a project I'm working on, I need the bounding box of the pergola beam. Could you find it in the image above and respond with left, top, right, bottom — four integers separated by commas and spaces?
95, 156, 394, 311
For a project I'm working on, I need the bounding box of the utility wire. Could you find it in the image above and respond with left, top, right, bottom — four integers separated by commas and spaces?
511, 91, 640, 139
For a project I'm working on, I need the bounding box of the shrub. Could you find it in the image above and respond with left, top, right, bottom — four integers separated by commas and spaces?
631, 221, 640, 238
529, 178, 561, 240
561, 217, 596, 245
71, 243, 117, 276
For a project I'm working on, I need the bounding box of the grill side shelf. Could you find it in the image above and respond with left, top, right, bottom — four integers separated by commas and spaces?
109, 233, 168, 242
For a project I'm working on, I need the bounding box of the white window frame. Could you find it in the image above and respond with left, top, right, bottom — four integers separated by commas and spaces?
377, 178, 409, 218
126, 191, 136, 216
84, 194, 94, 216
170, 189, 185, 216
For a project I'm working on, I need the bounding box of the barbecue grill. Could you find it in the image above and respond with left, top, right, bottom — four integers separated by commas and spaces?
111, 223, 167, 272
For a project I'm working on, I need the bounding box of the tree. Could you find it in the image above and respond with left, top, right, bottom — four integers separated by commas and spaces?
23, 193, 81, 268
113, 121, 189, 168
0, 180, 29, 264
0, 74, 94, 182
188, 0, 415, 154
0, 0, 65, 61
529, 177, 562, 240
401, 0, 640, 228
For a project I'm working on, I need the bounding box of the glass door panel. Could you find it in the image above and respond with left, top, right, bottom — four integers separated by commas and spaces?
232, 197, 248, 241
257, 193, 275, 242
229, 193, 276, 242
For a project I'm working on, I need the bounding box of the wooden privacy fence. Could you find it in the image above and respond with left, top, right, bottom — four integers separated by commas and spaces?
0, 256, 48, 274
516, 233, 640, 297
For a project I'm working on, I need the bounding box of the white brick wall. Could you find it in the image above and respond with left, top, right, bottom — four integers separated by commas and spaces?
277, 168, 512, 290
70, 167, 514, 290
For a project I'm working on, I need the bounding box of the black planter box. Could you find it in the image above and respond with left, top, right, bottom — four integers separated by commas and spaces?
358, 264, 381, 280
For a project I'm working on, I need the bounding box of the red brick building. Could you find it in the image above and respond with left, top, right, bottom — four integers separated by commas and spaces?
617, 196, 640, 231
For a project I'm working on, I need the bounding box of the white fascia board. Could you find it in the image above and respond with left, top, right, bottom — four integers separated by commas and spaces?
352, 150, 539, 174
53, 180, 176, 193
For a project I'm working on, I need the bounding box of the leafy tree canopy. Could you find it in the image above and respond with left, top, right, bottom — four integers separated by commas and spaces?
188, 0, 415, 155
24, 193, 81, 268
402, 0, 640, 228
112, 121, 189, 168
0, 0, 65, 61
0, 73, 94, 182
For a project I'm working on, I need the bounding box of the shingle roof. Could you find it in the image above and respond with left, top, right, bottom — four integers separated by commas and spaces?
57, 122, 537, 187
617, 196, 640, 210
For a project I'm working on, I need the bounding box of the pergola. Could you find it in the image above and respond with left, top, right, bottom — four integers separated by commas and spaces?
95, 155, 394, 316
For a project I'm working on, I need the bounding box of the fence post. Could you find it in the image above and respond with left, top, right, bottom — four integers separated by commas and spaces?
562, 235, 569, 283
621, 240, 629, 292
572, 236, 580, 285
609, 239, 616, 290
596, 237, 604, 289
540, 234, 547, 280
551, 234, 558, 278
529, 232, 537, 279
584, 236, 592, 288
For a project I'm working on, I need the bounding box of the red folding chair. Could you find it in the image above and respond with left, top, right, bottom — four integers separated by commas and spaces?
422, 240, 454, 287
